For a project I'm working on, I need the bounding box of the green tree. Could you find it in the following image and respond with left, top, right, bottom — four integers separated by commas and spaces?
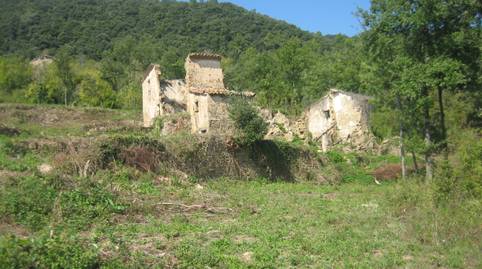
228, 98, 268, 145
360, 0, 481, 181
25, 63, 64, 104
0, 56, 31, 94
54, 47, 75, 105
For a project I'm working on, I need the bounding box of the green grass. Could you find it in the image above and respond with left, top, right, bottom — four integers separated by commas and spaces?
2, 173, 479, 268
0, 104, 480, 268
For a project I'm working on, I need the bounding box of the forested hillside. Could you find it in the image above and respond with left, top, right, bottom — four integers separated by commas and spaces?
0, 0, 360, 113
0, 0, 313, 59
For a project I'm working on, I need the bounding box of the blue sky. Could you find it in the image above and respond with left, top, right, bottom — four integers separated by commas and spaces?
220, 0, 371, 36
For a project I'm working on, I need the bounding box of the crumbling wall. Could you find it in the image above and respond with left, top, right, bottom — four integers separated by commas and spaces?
185, 56, 225, 91
160, 79, 187, 114
187, 92, 210, 134
207, 95, 233, 135
186, 93, 232, 135
331, 91, 374, 151
306, 89, 374, 151
307, 97, 334, 151
142, 65, 162, 127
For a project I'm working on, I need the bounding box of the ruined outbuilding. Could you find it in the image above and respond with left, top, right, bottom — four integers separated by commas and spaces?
307, 89, 374, 152
142, 53, 254, 134
143, 55, 374, 152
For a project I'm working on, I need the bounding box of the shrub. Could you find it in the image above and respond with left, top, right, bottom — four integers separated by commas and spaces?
0, 175, 57, 230
59, 179, 126, 229
78, 77, 117, 108
228, 98, 267, 145
435, 130, 482, 201
0, 233, 99, 269
150, 117, 164, 137
96, 135, 166, 169
325, 150, 344, 164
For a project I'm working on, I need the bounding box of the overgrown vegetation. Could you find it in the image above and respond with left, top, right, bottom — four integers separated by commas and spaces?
0, 103, 480, 268
228, 98, 268, 145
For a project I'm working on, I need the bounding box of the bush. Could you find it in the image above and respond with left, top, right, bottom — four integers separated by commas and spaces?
0, 233, 99, 269
435, 130, 482, 201
228, 98, 267, 145
0, 56, 31, 94
0, 175, 57, 230
59, 181, 126, 229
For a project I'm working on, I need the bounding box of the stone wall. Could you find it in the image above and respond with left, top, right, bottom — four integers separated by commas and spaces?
142, 65, 162, 127
307, 89, 374, 151
187, 92, 210, 134
160, 79, 187, 114
186, 93, 232, 135
208, 95, 232, 135
185, 56, 225, 91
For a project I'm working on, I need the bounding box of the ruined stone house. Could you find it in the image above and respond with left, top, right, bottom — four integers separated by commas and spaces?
307, 89, 374, 152
142, 53, 254, 134
143, 54, 375, 151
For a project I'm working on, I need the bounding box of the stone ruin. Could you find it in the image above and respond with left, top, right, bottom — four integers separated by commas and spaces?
259, 89, 375, 152
142, 53, 254, 134
142, 54, 375, 152
307, 89, 375, 151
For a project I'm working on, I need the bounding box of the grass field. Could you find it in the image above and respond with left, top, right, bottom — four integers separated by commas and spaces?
0, 104, 480, 268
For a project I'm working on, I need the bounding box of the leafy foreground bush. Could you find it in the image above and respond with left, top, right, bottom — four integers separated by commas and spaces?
0, 234, 98, 269
0, 176, 57, 230
228, 98, 268, 145
0, 175, 126, 231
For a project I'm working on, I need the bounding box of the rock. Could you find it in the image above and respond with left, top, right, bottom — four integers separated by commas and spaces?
195, 184, 204, 190
265, 111, 295, 141
272, 112, 290, 127
291, 117, 307, 139
258, 108, 273, 122
241, 251, 254, 263
42, 113, 59, 124
156, 176, 171, 184
38, 164, 53, 174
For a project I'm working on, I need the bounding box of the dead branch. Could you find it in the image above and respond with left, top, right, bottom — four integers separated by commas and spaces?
157, 202, 233, 214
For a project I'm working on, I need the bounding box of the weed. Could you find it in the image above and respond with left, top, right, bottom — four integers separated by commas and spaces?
0, 233, 99, 269
0, 175, 57, 230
